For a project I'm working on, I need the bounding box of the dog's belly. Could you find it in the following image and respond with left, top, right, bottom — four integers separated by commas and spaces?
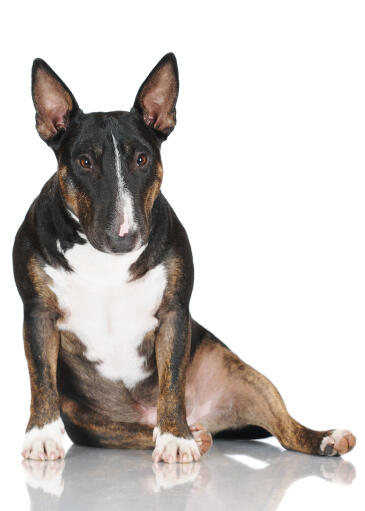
45, 242, 166, 389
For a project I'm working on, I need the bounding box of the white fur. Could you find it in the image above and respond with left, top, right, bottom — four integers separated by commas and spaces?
153, 427, 201, 463
112, 132, 124, 192
22, 418, 64, 460
112, 132, 136, 232
45, 241, 166, 388
67, 208, 79, 223
64, 209, 87, 241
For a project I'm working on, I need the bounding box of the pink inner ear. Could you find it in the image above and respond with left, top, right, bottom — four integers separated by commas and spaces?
143, 99, 164, 126
34, 68, 73, 139
49, 105, 68, 130
140, 65, 177, 134
42, 105, 68, 136
143, 95, 175, 132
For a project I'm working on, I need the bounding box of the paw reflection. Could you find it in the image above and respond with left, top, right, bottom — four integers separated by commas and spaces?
319, 458, 356, 485
151, 459, 203, 491
22, 440, 356, 511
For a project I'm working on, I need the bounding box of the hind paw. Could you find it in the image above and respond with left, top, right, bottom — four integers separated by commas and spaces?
190, 423, 213, 455
320, 429, 356, 456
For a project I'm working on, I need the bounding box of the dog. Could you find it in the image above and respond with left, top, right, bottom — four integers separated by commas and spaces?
13, 54, 356, 463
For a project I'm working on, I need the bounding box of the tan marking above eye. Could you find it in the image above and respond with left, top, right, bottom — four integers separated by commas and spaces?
136, 153, 148, 167
79, 156, 92, 169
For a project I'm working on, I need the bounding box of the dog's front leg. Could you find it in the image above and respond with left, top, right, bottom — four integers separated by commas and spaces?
21, 305, 64, 460
152, 310, 200, 463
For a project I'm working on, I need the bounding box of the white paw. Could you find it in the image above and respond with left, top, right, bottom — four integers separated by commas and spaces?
152, 427, 201, 463
320, 429, 356, 456
22, 418, 65, 460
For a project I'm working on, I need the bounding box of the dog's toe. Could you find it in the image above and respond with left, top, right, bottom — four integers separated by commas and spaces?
190, 423, 213, 455
23, 438, 65, 461
22, 419, 65, 461
320, 429, 356, 456
152, 427, 201, 464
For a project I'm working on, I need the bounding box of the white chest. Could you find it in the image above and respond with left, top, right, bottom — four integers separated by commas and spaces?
45, 243, 166, 389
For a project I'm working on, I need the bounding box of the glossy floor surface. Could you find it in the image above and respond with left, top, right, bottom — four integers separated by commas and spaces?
21, 438, 360, 511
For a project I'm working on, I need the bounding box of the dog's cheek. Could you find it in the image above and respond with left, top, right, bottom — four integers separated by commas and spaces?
58, 166, 80, 216
58, 166, 92, 228
143, 162, 163, 221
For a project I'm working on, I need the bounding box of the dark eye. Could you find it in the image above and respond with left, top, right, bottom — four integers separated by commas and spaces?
79, 156, 92, 169
136, 153, 148, 167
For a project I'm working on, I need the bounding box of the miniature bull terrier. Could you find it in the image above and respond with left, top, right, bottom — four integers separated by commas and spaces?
13, 54, 356, 463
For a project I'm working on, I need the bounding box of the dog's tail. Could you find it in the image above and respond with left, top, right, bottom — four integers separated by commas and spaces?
213, 425, 272, 440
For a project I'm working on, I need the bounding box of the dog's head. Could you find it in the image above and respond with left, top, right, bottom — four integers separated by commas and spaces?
31, 54, 179, 253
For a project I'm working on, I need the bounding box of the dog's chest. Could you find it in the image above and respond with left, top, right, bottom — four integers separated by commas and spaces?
45, 243, 166, 388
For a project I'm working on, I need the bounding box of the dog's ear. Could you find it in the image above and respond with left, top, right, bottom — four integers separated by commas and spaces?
32, 59, 80, 143
132, 53, 179, 139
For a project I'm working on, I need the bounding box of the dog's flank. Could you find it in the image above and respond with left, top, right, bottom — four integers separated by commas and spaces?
13, 53, 356, 463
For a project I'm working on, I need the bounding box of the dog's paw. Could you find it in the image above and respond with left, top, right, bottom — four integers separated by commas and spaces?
22, 418, 65, 460
152, 427, 201, 463
320, 429, 356, 456
189, 423, 213, 455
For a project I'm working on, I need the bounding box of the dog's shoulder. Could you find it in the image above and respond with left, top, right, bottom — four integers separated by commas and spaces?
13, 174, 85, 302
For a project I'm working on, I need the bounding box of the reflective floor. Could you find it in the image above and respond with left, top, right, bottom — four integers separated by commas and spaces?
22, 439, 356, 511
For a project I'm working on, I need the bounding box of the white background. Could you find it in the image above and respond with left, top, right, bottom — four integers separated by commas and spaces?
1, 0, 364, 509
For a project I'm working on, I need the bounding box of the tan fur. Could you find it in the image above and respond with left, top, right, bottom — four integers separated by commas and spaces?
61, 395, 155, 449
186, 336, 336, 455
158, 255, 183, 314
58, 166, 92, 223
28, 256, 61, 315
25, 257, 62, 430
155, 311, 191, 438
143, 162, 163, 221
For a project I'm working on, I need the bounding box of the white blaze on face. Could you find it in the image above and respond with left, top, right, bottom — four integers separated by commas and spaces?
112, 133, 135, 237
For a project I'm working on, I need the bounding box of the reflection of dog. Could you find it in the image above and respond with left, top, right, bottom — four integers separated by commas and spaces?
14, 54, 356, 463
22, 443, 356, 510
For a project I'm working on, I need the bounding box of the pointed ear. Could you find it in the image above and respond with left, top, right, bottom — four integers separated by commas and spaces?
31, 59, 80, 142
132, 53, 179, 139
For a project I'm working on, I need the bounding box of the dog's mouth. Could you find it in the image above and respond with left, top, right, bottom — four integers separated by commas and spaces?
84, 229, 142, 254
72, 209, 143, 254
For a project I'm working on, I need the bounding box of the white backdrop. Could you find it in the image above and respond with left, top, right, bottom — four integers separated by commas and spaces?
1, 1, 364, 509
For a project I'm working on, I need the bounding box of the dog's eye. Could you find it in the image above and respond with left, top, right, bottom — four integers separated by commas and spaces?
136, 153, 147, 167
79, 156, 92, 169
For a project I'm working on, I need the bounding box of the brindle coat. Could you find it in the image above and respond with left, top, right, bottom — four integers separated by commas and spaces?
13, 54, 356, 462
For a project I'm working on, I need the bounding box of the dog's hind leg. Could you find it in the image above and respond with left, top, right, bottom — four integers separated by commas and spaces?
186, 332, 356, 456
60, 396, 212, 458
60, 396, 155, 449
